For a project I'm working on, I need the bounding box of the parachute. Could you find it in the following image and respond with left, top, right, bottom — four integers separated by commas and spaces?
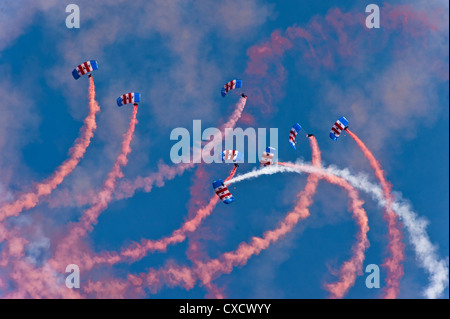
330, 116, 349, 141
212, 180, 235, 204
117, 93, 141, 107
260, 147, 276, 167
72, 60, 98, 79
289, 123, 302, 150
222, 150, 243, 163
221, 79, 242, 97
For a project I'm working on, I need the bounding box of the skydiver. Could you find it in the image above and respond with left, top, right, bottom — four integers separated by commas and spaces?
133, 103, 138, 107
307, 133, 315, 138
88, 74, 92, 78
234, 163, 239, 168
241, 93, 247, 98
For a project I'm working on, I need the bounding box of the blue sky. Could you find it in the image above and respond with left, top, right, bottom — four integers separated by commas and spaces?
0, 0, 448, 298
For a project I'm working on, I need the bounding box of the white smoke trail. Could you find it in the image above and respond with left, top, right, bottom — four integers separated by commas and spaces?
327, 165, 449, 299
226, 162, 449, 299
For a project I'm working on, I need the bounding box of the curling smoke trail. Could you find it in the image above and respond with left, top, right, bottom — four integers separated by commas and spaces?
78, 161, 447, 298
278, 162, 370, 299
327, 166, 449, 299
50, 104, 139, 269
346, 129, 405, 299
0, 77, 100, 221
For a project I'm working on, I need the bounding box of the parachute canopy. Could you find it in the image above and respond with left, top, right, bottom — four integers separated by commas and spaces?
72, 60, 98, 80
260, 146, 276, 167
212, 180, 235, 204
222, 150, 243, 163
330, 116, 349, 141
117, 92, 141, 107
221, 79, 242, 97
289, 123, 302, 150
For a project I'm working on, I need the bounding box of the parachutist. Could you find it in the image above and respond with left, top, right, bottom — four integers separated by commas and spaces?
213, 179, 235, 204
330, 116, 349, 141
221, 79, 242, 98
307, 134, 314, 137
260, 146, 275, 166
234, 163, 239, 168
117, 92, 141, 107
88, 74, 92, 78
241, 93, 247, 98
289, 123, 302, 149
72, 60, 98, 80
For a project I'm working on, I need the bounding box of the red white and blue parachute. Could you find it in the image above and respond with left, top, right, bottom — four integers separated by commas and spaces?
260, 147, 276, 167
222, 150, 243, 163
72, 60, 98, 79
221, 79, 242, 97
289, 123, 302, 150
212, 180, 235, 204
329, 116, 349, 141
117, 92, 141, 107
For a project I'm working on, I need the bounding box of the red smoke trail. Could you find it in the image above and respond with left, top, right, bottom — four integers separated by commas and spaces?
50, 104, 139, 270
185, 165, 238, 299
278, 162, 369, 298
0, 225, 84, 298
0, 77, 100, 221
0, 223, 7, 244
346, 128, 404, 299
80, 166, 238, 270
325, 185, 369, 298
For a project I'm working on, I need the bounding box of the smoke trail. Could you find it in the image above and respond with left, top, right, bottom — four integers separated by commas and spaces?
50, 104, 139, 269
0, 77, 100, 221
114, 96, 248, 202
346, 129, 405, 299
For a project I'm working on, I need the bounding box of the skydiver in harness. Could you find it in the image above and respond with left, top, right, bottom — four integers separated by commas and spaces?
241, 93, 247, 98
